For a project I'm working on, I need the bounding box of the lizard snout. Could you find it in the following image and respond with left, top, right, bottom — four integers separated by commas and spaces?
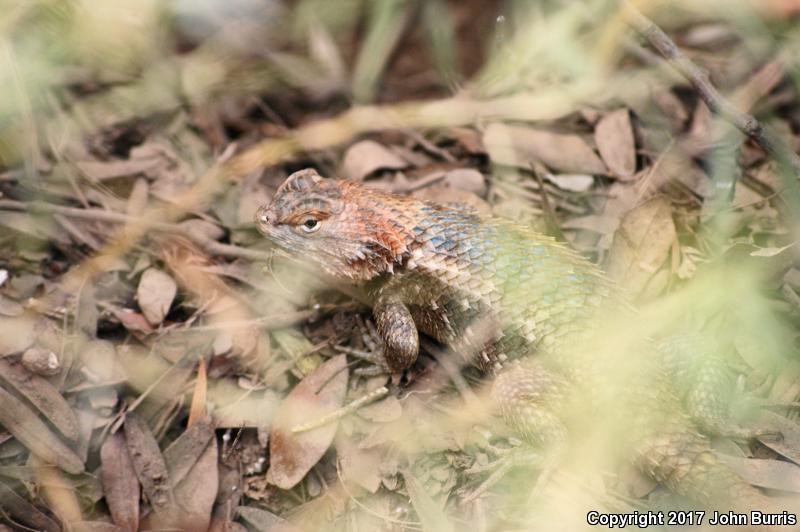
255, 205, 272, 234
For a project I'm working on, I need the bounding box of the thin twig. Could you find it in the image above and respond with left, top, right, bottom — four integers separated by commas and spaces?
291, 386, 390, 433
621, 0, 800, 179
0, 199, 272, 262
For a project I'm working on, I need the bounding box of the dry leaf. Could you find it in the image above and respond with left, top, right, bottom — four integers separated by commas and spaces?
403, 470, 454, 532
719, 455, 800, 493
137, 268, 177, 326
112, 308, 154, 335
484, 123, 607, 175
0, 480, 60, 532
123, 414, 175, 517
605, 197, 676, 298
266, 354, 348, 489
237, 506, 299, 532
101, 431, 140, 532
442, 168, 486, 196
0, 359, 79, 441
595, 109, 636, 179
0, 386, 84, 474
0, 313, 36, 356
163, 421, 215, 487
342, 140, 407, 181
545, 173, 594, 192
174, 436, 218, 531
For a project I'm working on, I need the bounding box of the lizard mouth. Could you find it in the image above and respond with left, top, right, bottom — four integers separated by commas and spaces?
254, 205, 273, 236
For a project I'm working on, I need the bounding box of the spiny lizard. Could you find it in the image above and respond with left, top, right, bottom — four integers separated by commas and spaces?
256, 168, 792, 527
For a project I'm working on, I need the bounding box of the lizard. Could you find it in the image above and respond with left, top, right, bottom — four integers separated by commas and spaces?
255, 168, 793, 526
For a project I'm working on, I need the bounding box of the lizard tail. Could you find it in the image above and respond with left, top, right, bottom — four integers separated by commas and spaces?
636, 430, 796, 531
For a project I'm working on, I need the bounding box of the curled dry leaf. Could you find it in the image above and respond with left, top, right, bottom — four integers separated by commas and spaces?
266, 354, 348, 489
594, 109, 637, 179
343, 140, 407, 181
100, 431, 140, 532
605, 197, 676, 298
137, 268, 177, 326
0, 359, 79, 441
0, 386, 84, 474
483, 123, 607, 175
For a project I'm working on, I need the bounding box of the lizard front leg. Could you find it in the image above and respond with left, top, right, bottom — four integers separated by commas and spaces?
373, 294, 419, 372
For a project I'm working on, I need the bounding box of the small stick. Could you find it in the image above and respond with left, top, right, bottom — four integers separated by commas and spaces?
291, 386, 389, 433
0, 199, 273, 262
621, 0, 800, 179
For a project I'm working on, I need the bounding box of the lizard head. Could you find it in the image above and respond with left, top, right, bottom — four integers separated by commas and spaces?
256, 168, 413, 281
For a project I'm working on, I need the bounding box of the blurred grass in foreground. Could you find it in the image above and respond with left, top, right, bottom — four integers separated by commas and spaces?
0, 0, 799, 530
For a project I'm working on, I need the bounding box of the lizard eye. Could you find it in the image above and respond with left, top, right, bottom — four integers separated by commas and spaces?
301, 218, 321, 233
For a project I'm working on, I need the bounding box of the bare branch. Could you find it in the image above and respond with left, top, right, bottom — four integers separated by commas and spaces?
0, 199, 272, 263
622, 0, 800, 179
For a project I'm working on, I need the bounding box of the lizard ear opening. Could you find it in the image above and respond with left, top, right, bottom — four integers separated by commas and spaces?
279, 168, 323, 194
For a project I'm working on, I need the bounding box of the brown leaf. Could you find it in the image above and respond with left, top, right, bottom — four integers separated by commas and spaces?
163, 420, 215, 487
0, 359, 79, 441
755, 411, 800, 465
0, 480, 60, 532
137, 268, 177, 326
342, 140, 407, 181
0, 313, 36, 356
237, 506, 299, 532
718, 454, 800, 493
112, 308, 154, 335
0, 386, 84, 474
101, 431, 140, 532
484, 123, 607, 175
266, 354, 348, 489
72, 522, 125, 532
174, 436, 218, 531
594, 109, 636, 179
123, 414, 175, 516
605, 197, 676, 298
